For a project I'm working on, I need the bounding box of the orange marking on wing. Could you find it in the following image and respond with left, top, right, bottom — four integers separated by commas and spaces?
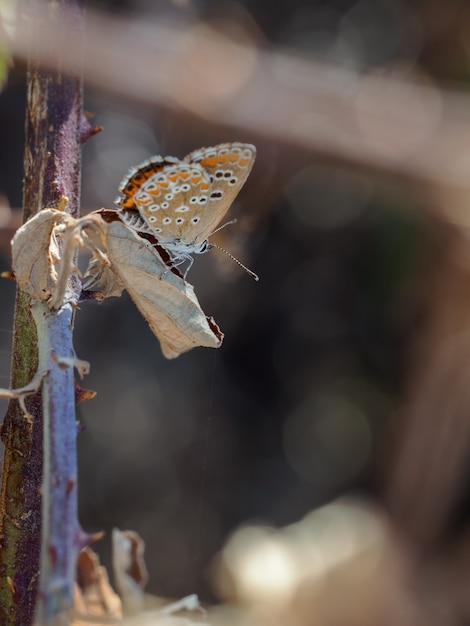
239, 157, 251, 167
229, 153, 240, 162
168, 173, 179, 183
217, 154, 229, 164
121, 198, 135, 209
201, 182, 210, 191
191, 175, 202, 184
143, 165, 163, 177
137, 196, 152, 205
180, 171, 190, 179
148, 188, 160, 196
201, 156, 217, 168
158, 180, 169, 188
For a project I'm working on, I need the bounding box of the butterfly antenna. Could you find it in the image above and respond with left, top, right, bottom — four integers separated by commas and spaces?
209, 219, 237, 237
210, 243, 259, 281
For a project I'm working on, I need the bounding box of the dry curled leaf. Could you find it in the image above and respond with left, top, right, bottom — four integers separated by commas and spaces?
73, 547, 122, 625
112, 529, 148, 615
97, 214, 223, 359
10, 208, 224, 358
82, 253, 124, 301
11, 208, 64, 301
80, 211, 125, 301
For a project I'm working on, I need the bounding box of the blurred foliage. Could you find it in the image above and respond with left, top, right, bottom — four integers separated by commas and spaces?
0, 0, 14, 91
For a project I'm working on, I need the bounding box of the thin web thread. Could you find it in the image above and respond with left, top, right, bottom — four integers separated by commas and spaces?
190, 350, 218, 592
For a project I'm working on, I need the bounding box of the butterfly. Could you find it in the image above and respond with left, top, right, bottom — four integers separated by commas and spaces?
114, 142, 257, 279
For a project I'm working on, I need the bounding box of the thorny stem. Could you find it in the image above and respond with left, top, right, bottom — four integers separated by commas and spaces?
0, 1, 86, 624
32, 303, 80, 625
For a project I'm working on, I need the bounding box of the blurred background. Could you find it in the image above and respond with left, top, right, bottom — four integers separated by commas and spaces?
2, 0, 470, 621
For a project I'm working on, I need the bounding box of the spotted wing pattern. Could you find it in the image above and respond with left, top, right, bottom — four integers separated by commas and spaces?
115, 143, 256, 251
183, 142, 256, 245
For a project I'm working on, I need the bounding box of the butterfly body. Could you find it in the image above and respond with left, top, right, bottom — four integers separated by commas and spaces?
115, 142, 256, 275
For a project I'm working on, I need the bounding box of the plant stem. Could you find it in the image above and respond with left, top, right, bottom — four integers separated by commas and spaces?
0, 1, 85, 624
32, 303, 80, 626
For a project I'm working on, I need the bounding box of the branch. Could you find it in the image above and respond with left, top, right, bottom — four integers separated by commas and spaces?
0, 1, 87, 624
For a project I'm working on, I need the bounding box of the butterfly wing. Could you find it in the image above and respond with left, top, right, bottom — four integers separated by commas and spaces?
115, 143, 256, 250
115, 156, 177, 236
116, 156, 213, 245
184, 143, 256, 245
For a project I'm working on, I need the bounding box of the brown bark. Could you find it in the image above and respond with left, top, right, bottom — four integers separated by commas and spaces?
0, 2, 85, 624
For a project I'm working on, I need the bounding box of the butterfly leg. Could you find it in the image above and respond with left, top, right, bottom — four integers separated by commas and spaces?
160, 252, 194, 281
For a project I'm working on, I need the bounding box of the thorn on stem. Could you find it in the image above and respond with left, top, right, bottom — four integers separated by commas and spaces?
66, 477, 76, 496
74, 379, 96, 404
6, 576, 15, 596
80, 114, 103, 143
76, 528, 105, 550
57, 196, 69, 212
48, 544, 58, 567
